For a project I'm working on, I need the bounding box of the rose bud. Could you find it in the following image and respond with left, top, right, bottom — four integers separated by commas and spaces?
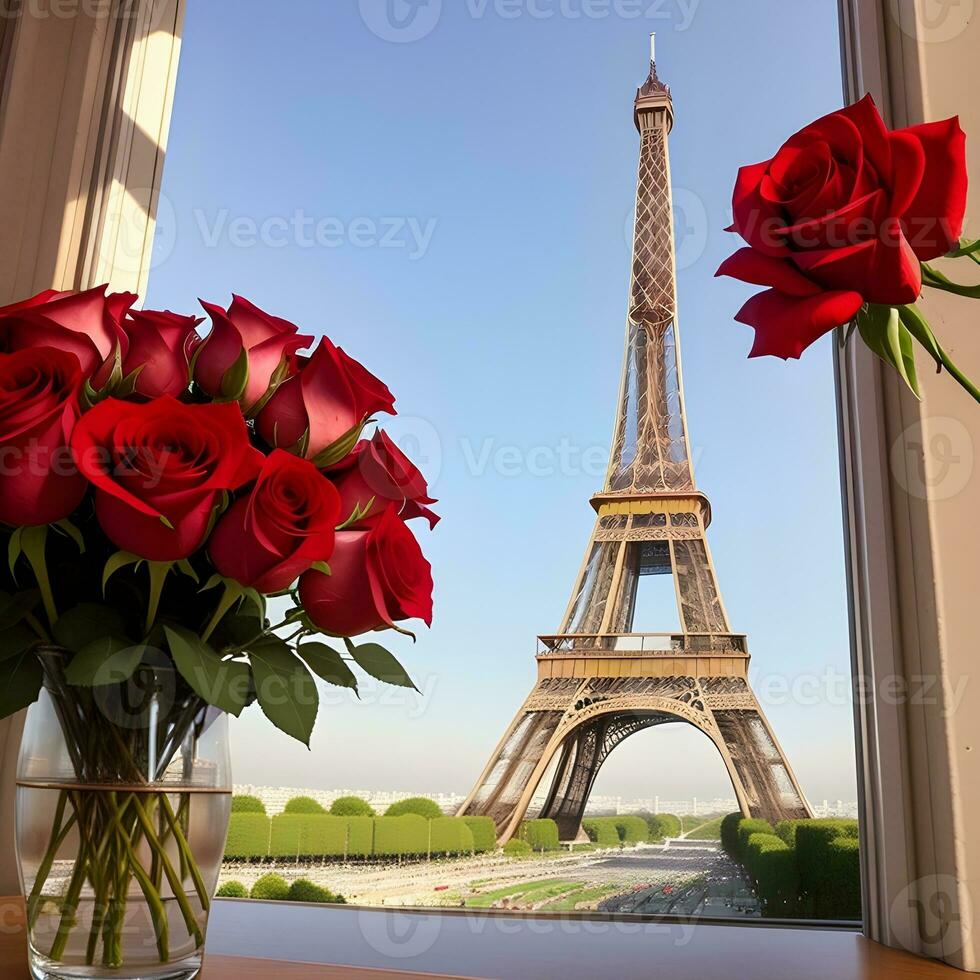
194, 295, 312, 411
717, 95, 968, 359
332, 430, 439, 529
0, 348, 87, 527
71, 396, 264, 561
299, 505, 433, 637
209, 450, 341, 593
256, 336, 396, 466
0, 285, 135, 375
117, 309, 202, 398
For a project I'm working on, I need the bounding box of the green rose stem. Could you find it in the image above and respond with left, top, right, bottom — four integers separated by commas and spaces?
901, 300, 980, 405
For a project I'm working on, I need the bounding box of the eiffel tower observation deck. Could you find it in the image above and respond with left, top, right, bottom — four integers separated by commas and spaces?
459, 37, 811, 843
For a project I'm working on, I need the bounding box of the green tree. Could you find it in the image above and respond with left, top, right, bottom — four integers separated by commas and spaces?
216, 881, 248, 898
384, 797, 443, 819
284, 796, 327, 815
329, 796, 376, 817
250, 873, 290, 901
230, 795, 266, 814
288, 879, 345, 904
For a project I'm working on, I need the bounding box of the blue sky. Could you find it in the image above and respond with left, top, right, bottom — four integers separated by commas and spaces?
146, 0, 856, 803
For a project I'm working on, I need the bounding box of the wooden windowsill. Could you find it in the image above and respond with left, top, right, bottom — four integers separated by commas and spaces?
0, 898, 965, 979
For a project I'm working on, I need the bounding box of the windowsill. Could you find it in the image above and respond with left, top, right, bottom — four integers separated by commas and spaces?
201, 899, 961, 979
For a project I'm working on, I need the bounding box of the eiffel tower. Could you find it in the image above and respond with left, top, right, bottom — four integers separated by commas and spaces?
459, 37, 811, 842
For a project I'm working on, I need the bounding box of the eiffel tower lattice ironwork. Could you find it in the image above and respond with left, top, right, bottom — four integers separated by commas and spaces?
459, 39, 812, 842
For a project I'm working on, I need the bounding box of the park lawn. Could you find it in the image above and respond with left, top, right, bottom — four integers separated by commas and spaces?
685, 816, 724, 840
465, 879, 584, 909
539, 883, 623, 912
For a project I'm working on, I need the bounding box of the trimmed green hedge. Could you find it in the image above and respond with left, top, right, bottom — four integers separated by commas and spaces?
284, 796, 327, 815
736, 819, 774, 862
231, 795, 266, 814
346, 816, 374, 858
429, 817, 475, 856
330, 796, 375, 817
225, 813, 270, 860
251, 873, 289, 901
614, 816, 650, 844
796, 819, 860, 918
723, 815, 861, 921
503, 839, 532, 857
582, 817, 620, 849
373, 815, 429, 857
721, 812, 742, 857
216, 881, 248, 898
463, 816, 497, 854
269, 814, 305, 859
517, 819, 560, 852
288, 879, 346, 904
744, 833, 798, 914
303, 816, 348, 858
385, 797, 443, 819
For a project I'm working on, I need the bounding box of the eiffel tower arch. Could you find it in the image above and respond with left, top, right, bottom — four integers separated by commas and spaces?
459, 37, 812, 842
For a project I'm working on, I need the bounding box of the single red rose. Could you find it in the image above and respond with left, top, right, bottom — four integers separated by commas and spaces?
209, 450, 341, 593
299, 505, 433, 636
332, 430, 439, 529
194, 296, 312, 411
717, 95, 968, 359
118, 309, 202, 398
0, 285, 136, 375
0, 348, 86, 527
71, 396, 264, 561
256, 336, 396, 462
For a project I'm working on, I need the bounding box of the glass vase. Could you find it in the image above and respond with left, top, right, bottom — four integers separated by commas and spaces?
15, 648, 231, 980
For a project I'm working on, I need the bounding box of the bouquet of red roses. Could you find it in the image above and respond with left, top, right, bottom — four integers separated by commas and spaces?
0, 287, 436, 973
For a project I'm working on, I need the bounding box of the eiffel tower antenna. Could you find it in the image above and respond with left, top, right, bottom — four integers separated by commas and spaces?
460, 40, 811, 842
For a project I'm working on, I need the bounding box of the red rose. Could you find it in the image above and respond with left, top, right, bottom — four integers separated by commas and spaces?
209, 450, 341, 592
117, 309, 202, 398
0, 348, 86, 527
332, 430, 439, 529
71, 396, 264, 561
256, 337, 396, 464
299, 505, 433, 636
194, 296, 312, 411
0, 285, 135, 375
717, 95, 968, 359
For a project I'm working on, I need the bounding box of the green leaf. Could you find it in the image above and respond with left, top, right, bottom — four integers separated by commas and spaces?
20, 526, 56, 624
310, 417, 367, 469
0, 649, 43, 719
0, 590, 40, 631
65, 638, 145, 687
247, 636, 318, 746
297, 641, 358, 691
857, 305, 920, 398
344, 640, 418, 691
164, 625, 249, 717
0, 624, 41, 662
947, 237, 980, 258
899, 304, 943, 372
52, 604, 127, 654
102, 551, 143, 595
921, 261, 980, 299
309, 561, 331, 576
53, 520, 85, 554
220, 347, 250, 401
